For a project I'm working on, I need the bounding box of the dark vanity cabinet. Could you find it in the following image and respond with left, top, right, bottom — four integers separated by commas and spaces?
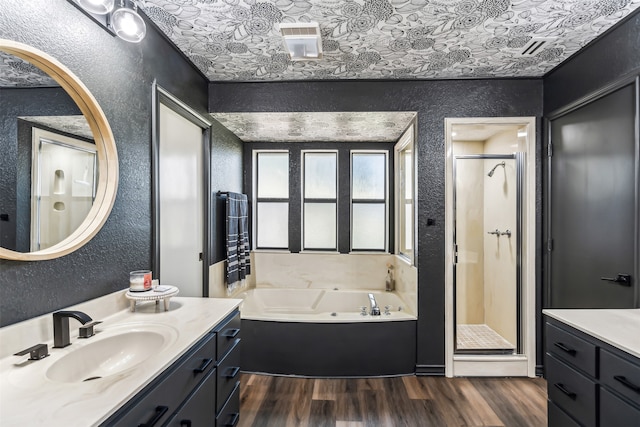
545, 317, 640, 426
103, 310, 241, 427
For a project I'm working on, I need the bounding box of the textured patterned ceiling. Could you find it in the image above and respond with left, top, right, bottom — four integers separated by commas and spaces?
211, 111, 416, 141
139, 0, 640, 82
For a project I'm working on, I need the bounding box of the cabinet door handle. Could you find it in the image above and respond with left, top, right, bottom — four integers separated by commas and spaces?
554, 342, 577, 356
224, 413, 239, 427
138, 405, 168, 427
193, 358, 213, 374
554, 383, 577, 399
224, 366, 240, 379
222, 328, 240, 338
614, 375, 640, 393
180, 421, 192, 427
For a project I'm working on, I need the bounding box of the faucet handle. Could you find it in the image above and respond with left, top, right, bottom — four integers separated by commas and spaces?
14, 343, 49, 361
384, 305, 392, 315
359, 306, 368, 316
78, 321, 102, 339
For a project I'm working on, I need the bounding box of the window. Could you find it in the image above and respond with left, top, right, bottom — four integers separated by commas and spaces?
302, 151, 337, 250
255, 151, 289, 249
351, 151, 388, 251
395, 127, 415, 263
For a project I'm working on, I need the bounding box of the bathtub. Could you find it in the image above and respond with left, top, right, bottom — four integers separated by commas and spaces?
238, 288, 417, 377
238, 288, 416, 322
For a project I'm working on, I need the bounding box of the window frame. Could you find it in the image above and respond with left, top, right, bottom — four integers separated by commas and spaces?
350, 150, 389, 252
394, 126, 416, 264
301, 150, 339, 252
253, 149, 290, 251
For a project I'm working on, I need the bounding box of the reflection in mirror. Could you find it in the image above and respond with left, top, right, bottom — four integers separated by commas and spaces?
0, 51, 97, 252
30, 128, 97, 251
0, 39, 118, 261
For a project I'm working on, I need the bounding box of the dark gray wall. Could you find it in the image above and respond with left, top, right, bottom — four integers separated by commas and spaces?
0, 87, 80, 252
542, 10, 640, 313
544, 9, 640, 114
0, 1, 209, 326
210, 78, 544, 373
210, 120, 244, 264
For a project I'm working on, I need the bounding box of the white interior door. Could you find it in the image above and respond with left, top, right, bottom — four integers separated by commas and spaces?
159, 103, 203, 296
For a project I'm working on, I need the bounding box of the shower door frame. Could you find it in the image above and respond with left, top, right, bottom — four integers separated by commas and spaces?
452, 153, 524, 355
444, 116, 536, 378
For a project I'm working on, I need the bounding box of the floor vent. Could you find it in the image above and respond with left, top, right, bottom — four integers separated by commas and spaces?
518, 38, 555, 57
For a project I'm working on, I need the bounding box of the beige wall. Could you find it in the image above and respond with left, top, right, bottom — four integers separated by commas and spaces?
453, 141, 485, 324
482, 129, 522, 345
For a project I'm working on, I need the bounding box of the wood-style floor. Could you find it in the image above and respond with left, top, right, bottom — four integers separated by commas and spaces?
238, 373, 547, 427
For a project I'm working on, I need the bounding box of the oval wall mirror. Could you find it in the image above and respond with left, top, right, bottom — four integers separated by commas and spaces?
0, 39, 118, 261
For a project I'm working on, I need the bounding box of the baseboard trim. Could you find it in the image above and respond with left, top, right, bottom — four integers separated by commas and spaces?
415, 364, 445, 376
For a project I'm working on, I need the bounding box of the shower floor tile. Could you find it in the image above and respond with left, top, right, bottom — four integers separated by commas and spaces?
456, 324, 515, 353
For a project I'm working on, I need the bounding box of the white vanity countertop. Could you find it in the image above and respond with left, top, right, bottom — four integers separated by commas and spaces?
543, 308, 640, 359
0, 295, 241, 426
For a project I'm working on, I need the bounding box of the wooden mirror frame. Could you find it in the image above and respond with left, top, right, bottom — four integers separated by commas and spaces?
0, 39, 118, 261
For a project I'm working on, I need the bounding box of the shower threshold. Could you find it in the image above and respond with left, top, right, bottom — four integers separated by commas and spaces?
456, 324, 515, 355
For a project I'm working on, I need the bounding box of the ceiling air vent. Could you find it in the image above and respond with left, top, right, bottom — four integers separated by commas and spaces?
279, 22, 323, 61
518, 38, 555, 57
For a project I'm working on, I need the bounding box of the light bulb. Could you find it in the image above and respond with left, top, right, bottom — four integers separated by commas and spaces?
111, 1, 146, 43
77, 0, 115, 15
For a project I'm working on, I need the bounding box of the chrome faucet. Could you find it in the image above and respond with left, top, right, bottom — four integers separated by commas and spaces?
368, 293, 381, 316
53, 311, 93, 348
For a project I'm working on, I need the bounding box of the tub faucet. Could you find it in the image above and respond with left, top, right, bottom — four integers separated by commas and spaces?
53, 311, 93, 348
367, 293, 381, 316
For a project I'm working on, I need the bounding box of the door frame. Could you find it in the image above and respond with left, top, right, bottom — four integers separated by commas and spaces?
544, 75, 640, 309
152, 82, 212, 296
444, 117, 536, 377
452, 153, 523, 355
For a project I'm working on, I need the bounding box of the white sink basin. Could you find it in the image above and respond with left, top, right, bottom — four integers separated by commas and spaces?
46, 323, 178, 383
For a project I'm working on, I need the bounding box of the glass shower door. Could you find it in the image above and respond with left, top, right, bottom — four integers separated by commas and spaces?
453, 154, 522, 355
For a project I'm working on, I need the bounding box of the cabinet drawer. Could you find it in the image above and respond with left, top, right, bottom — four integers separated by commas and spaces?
546, 354, 596, 427
600, 350, 640, 406
546, 323, 597, 377
216, 311, 241, 362
600, 387, 640, 427
217, 340, 241, 414
164, 368, 217, 427
216, 382, 240, 427
107, 332, 216, 426
548, 400, 581, 427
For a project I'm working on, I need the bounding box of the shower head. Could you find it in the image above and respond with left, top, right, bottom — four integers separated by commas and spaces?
487, 161, 505, 177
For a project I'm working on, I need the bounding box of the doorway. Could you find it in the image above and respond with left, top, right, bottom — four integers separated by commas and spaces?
153, 85, 211, 297
445, 117, 536, 377
453, 154, 523, 355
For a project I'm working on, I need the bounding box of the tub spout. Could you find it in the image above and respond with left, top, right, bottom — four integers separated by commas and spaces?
368, 293, 381, 316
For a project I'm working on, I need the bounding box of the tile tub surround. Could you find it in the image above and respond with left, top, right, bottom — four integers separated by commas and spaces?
542, 309, 640, 358
0, 292, 241, 426
251, 252, 417, 314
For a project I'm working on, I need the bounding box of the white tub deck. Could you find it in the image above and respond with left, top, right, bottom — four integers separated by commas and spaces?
238, 288, 416, 322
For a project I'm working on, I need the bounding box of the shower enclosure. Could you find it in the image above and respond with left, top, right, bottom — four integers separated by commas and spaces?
453, 153, 523, 355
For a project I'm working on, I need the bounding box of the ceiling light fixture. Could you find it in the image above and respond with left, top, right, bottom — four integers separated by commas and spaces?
279, 22, 323, 61
76, 0, 115, 15
111, 0, 146, 43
